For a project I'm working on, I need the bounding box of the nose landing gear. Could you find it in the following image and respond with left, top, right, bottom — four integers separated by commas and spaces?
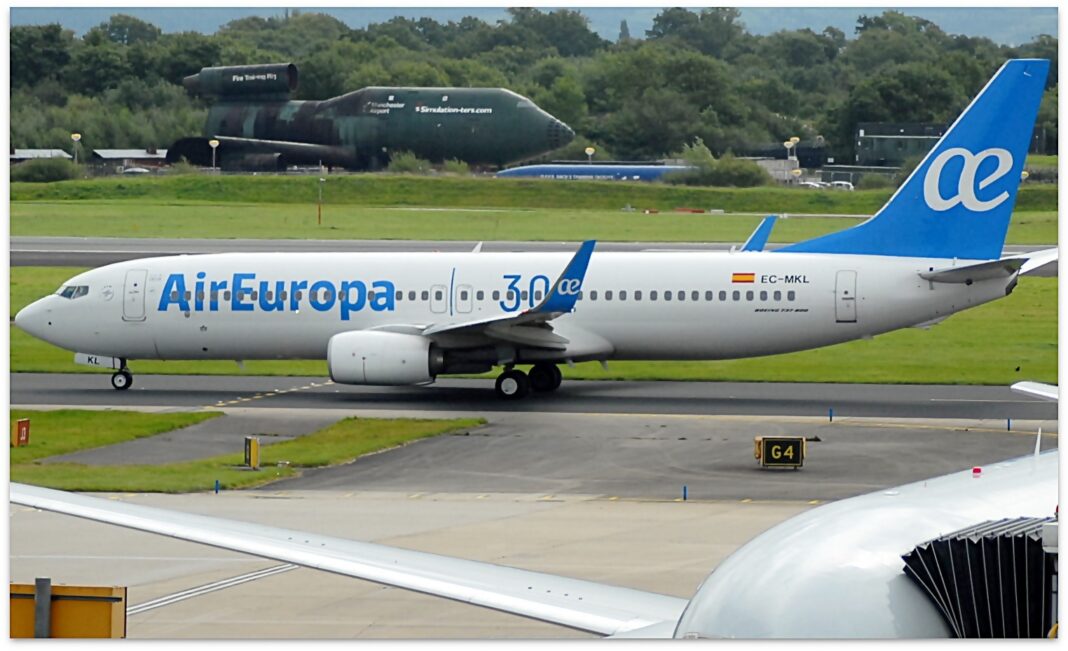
111, 362, 133, 391
494, 363, 562, 399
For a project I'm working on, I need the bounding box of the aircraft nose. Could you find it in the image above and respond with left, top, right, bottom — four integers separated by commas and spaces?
14, 299, 51, 339
546, 117, 574, 150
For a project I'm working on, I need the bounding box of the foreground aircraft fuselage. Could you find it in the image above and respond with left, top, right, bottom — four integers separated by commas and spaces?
14, 59, 1054, 398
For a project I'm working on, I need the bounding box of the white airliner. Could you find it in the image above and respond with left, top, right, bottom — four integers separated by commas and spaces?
10, 382, 1057, 637
13, 60, 1055, 399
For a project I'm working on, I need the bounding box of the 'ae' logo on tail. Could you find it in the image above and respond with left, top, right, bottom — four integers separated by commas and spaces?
923, 147, 1013, 212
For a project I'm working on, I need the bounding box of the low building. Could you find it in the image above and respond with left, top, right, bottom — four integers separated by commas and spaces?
10, 149, 72, 164
89, 148, 168, 172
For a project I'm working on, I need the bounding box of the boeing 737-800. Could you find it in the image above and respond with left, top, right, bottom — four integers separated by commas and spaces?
14, 60, 1055, 399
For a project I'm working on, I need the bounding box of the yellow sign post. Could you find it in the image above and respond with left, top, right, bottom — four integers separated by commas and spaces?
244, 436, 260, 470
11, 580, 126, 638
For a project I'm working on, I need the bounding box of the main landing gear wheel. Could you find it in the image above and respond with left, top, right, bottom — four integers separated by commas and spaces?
111, 370, 133, 391
528, 363, 562, 393
495, 369, 530, 400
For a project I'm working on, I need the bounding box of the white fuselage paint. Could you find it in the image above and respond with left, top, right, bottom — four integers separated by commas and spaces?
19, 251, 1010, 365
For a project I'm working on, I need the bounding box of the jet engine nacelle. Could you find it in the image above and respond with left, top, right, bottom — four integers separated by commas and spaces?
327, 331, 441, 385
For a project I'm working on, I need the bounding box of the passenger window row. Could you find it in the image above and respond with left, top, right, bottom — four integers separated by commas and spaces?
167, 286, 797, 306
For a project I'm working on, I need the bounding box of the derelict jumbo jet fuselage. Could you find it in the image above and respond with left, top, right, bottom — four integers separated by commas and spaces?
14, 60, 1054, 399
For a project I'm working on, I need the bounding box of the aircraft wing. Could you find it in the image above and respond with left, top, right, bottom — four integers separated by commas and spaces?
10, 482, 685, 637
421, 240, 597, 350
1010, 381, 1058, 402
166, 136, 359, 168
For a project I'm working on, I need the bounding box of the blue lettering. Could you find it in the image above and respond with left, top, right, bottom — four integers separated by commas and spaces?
194, 272, 206, 311
371, 280, 395, 312
159, 272, 397, 318
232, 273, 255, 312
309, 280, 335, 311
258, 280, 286, 312
289, 280, 308, 311
339, 280, 367, 320
158, 274, 190, 312
499, 274, 522, 312
209, 279, 227, 311
529, 275, 550, 307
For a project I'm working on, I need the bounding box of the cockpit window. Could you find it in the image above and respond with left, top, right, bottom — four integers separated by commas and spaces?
56, 285, 89, 299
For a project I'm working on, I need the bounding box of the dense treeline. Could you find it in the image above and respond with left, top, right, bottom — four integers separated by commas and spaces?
9, 8, 1058, 163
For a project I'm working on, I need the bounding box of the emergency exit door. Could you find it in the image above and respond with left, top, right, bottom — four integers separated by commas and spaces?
835, 270, 857, 323
123, 269, 148, 322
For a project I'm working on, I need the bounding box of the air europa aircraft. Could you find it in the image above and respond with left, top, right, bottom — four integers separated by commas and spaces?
14, 60, 1055, 399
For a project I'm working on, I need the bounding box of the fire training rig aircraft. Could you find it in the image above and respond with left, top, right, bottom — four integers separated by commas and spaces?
165, 62, 574, 170
17, 60, 1056, 400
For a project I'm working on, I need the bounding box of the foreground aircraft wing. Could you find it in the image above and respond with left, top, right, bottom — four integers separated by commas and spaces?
1011, 381, 1058, 402
421, 240, 596, 348
10, 482, 685, 637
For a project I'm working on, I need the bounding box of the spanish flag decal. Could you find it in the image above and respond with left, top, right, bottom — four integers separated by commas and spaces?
731, 272, 756, 283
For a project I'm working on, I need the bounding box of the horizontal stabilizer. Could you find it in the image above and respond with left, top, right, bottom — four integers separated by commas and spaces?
1015, 247, 1058, 276
919, 258, 1023, 284
741, 215, 777, 252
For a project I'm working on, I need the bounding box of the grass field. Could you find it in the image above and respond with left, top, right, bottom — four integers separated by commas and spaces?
1027, 154, 1058, 168
10, 410, 483, 492
10, 173, 1058, 212
9, 409, 220, 464
8, 202, 1058, 244
11, 267, 1056, 385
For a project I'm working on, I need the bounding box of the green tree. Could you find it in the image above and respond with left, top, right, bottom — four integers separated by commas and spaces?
89, 14, 162, 45
507, 8, 607, 58
10, 24, 74, 88
533, 74, 587, 129
65, 42, 130, 95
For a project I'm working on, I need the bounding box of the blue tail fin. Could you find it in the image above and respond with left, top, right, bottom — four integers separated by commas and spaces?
780, 59, 1048, 260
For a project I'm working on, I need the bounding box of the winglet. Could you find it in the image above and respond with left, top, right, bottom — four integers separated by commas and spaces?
741, 215, 777, 252
532, 240, 596, 314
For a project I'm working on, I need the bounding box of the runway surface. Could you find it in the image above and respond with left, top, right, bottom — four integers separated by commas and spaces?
10, 236, 1058, 276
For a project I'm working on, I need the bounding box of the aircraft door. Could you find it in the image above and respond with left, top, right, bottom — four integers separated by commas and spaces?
835, 270, 857, 323
456, 284, 473, 314
430, 284, 448, 314
123, 269, 148, 322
